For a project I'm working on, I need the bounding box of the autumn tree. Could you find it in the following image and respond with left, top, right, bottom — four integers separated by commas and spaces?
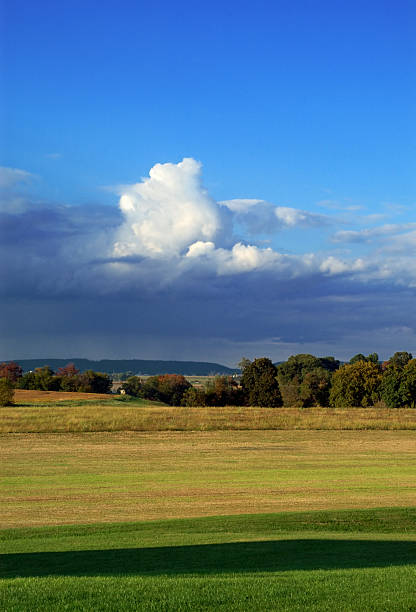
0, 362, 23, 383
57, 363, 80, 377
204, 376, 243, 406
142, 374, 191, 405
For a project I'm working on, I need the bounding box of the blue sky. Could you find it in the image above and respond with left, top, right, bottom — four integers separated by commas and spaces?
1, 0, 415, 365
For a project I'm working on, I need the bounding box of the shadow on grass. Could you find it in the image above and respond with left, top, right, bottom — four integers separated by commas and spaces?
2, 539, 416, 578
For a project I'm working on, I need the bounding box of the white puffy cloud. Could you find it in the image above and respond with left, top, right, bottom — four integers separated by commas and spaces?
185, 240, 216, 257
113, 158, 221, 257
320, 256, 365, 275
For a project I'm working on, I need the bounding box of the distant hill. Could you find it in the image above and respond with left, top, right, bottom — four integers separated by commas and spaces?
10, 358, 237, 376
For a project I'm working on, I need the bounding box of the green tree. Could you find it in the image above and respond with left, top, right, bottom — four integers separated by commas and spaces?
238, 357, 251, 373
121, 376, 143, 397
380, 365, 403, 408
399, 359, 416, 407
380, 353, 414, 408
142, 375, 191, 405
349, 353, 379, 365
277, 354, 337, 406
330, 361, 382, 407
17, 371, 38, 390
33, 366, 59, 391
299, 368, 332, 407
241, 358, 282, 407
349, 353, 367, 364
387, 351, 413, 369
77, 371, 112, 394
181, 387, 206, 407
0, 378, 14, 406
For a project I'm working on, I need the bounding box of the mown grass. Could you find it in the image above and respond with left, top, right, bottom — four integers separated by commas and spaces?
1, 510, 416, 611
2, 401, 416, 433
2, 430, 416, 527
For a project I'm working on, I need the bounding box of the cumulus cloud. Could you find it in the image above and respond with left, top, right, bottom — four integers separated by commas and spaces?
110, 159, 340, 280
113, 158, 222, 257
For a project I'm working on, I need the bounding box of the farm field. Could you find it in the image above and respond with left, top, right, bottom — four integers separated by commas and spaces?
1, 398, 416, 610
1, 430, 416, 527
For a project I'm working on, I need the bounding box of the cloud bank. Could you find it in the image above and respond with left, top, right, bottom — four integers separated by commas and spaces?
2, 158, 416, 363
111, 158, 357, 279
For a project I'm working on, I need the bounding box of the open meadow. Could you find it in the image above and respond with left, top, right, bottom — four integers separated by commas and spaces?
1, 393, 416, 610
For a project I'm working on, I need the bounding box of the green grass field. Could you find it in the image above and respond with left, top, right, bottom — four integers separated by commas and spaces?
1, 398, 416, 610
1, 510, 416, 611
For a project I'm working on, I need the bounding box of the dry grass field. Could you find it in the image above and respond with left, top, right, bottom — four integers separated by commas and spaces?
2, 400, 416, 433
14, 389, 114, 402
1, 429, 415, 528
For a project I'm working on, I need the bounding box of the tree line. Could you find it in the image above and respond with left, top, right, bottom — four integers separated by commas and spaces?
0, 362, 112, 404
120, 351, 416, 408
1, 351, 416, 408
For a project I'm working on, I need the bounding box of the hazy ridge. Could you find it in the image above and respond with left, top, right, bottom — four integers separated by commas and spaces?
9, 358, 237, 376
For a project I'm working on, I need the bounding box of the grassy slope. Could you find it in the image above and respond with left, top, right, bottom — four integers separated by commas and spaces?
1, 510, 416, 611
